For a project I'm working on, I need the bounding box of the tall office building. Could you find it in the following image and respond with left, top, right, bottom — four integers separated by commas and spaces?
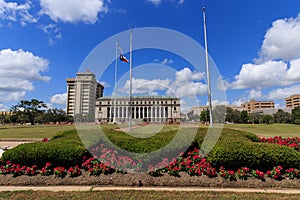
285, 94, 300, 109
66, 71, 104, 116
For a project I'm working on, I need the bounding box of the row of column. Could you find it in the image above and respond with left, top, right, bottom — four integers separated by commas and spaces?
107, 106, 169, 120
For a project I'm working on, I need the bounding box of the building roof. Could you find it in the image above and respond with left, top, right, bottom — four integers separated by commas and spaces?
97, 95, 179, 100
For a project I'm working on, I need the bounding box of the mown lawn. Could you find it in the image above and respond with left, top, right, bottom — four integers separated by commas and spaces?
224, 123, 300, 137
0, 125, 75, 139
0, 190, 299, 200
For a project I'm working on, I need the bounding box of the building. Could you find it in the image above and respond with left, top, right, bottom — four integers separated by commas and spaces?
285, 94, 300, 109
188, 106, 208, 116
66, 71, 104, 116
241, 99, 275, 114
0, 111, 11, 116
251, 108, 292, 115
95, 96, 181, 124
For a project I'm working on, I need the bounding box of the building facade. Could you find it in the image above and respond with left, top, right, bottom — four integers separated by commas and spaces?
285, 94, 300, 109
241, 99, 275, 114
95, 96, 181, 123
66, 71, 104, 116
0, 111, 11, 116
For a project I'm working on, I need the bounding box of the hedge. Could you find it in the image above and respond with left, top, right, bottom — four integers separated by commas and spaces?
2, 129, 89, 168
205, 128, 300, 171
2, 126, 300, 171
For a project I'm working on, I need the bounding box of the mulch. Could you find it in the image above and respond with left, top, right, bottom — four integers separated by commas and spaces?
1, 172, 300, 189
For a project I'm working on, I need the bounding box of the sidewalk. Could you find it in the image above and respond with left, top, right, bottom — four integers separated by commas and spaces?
0, 186, 299, 194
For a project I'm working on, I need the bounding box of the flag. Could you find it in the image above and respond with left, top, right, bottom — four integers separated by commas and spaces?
120, 54, 129, 63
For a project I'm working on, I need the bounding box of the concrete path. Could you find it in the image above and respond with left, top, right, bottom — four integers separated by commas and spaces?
0, 186, 299, 194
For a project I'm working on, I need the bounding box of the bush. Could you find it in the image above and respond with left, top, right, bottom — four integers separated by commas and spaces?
2, 130, 89, 168
206, 129, 300, 171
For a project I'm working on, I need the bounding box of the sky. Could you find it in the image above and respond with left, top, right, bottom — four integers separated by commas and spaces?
0, 0, 300, 113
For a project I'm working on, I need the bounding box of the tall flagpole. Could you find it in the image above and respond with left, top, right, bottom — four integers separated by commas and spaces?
129, 29, 133, 131
202, 7, 213, 128
113, 42, 118, 123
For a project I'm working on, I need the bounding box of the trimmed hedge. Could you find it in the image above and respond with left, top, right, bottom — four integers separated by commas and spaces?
2, 126, 300, 171
2, 129, 89, 168
205, 128, 300, 171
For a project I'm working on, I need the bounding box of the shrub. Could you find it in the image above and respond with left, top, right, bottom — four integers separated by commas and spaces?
2, 130, 89, 168
206, 129, 300, 171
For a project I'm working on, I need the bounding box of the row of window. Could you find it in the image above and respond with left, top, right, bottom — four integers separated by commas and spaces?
99, 101, 177, 105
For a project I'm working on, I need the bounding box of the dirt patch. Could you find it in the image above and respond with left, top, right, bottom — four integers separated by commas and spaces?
0, 172, 299, 189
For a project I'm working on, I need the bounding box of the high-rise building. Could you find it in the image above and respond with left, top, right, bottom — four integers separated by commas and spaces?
66, 71, 104, 116
241, 99, 274, 114
285, 94, 300, 109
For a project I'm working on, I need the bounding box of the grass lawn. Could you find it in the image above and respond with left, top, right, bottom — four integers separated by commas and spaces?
0, 124, 75, 139
0, 123, 299, 140
0, 190, 299, 200
224, 123, 300, 138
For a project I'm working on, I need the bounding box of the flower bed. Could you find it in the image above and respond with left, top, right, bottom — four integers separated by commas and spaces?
1, 145, 300, 182
259, 136, 300, 151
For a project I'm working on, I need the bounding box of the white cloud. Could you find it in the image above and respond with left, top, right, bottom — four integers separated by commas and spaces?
148, 0, 184, 6
0, 49, 50, 102
285, 58, 300, 84
153, 58, 173, 65
161, 58, 173, 65
248, 89, 263, 99
0, 103, 7, 111
39, 0, 108, 24
211, 100, 229, 106
50, 93, 67, 105
229, 60, 288, 89
39, 23, 62, 46
173, 67, 205, 86
118, 78, 171, 95
231, 99, 245, 107
266, 84, 300, 100
0, 0, 37, 25
170, 82, 207, 98
99, 81, 110, 88
148, 0, 161, 6
260, 14, 300, 61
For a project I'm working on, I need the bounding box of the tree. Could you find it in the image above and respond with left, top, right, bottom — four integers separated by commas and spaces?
240, 110, 249, 123
213, 105, 226, 123
200, 109, 210, 123
273, 109, 292, 124
11, 99, 47, 125
292, 106, 300, 124
262, 115, 274, 124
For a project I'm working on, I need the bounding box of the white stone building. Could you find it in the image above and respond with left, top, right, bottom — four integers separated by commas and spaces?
95, 96, 181, 124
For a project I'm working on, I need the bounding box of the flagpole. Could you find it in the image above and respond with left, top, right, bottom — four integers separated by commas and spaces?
129, 29, 133, 131
202, 7, 213, 128
113, 42, 118, 124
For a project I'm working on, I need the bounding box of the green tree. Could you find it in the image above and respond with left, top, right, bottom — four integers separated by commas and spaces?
200, 109, 210, 123
273, 109, 292, 123
262, 115, 274, 124
11, 99, 47, 125
292, 106, 300, 124
240, 110, 249, 123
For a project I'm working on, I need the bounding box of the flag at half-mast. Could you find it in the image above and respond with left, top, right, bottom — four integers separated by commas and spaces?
118, 44, 129, 63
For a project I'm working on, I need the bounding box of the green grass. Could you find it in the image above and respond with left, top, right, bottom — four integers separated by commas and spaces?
0, 125, 75, 139
0, 190, 299, 200
224, 123, 300, 137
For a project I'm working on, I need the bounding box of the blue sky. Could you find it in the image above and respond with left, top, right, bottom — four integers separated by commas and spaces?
0, 0, 300, 113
